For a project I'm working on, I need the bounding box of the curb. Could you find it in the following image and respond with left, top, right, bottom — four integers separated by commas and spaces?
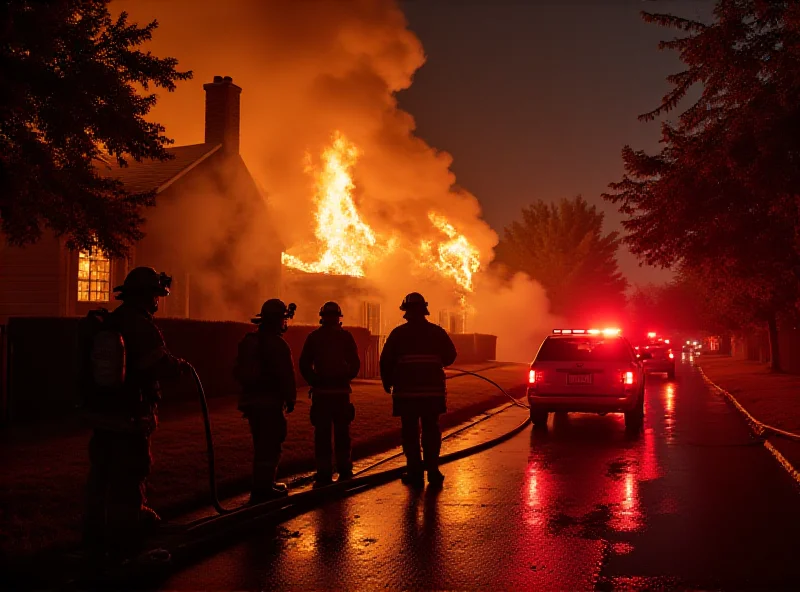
698, 367, 800, 486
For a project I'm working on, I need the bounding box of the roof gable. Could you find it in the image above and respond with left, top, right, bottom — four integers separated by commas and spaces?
96, 143, 221, 194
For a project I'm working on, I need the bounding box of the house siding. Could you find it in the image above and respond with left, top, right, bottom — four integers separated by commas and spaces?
0, 235, 66, 324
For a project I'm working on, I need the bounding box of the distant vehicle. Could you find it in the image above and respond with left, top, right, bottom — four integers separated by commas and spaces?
641, 344, 676, 379
682, 340, 702, 355
527, 328, 646, 431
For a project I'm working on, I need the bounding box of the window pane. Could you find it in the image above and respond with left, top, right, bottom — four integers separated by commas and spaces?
77, 247, 111, 302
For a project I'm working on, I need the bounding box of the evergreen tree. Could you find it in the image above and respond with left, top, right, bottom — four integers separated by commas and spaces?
0, 0, 192, 257
494, 196, 628, 324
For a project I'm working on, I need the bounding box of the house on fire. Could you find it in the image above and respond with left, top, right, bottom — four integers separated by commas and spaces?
0, 76, 282, 324
0, 75, 483, 335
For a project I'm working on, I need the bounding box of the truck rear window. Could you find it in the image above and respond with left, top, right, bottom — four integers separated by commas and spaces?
536, 338, 633, 363
647, 347, 668, 355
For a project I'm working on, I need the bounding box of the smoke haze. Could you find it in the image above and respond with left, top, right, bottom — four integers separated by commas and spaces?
118, 0, 556, 361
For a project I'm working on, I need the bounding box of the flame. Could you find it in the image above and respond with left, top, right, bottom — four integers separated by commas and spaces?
420, 212, 481, 292
282, 132, 481, 295
281, 131, 386, 277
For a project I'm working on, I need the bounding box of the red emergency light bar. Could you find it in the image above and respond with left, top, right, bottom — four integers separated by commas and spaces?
553, 328, 621, 336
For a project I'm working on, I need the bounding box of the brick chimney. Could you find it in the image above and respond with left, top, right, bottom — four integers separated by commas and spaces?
203, 75, 242, 154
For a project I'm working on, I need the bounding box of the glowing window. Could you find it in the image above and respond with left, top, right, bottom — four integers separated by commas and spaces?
77, 247, 111, 302
362, 302, 382, 335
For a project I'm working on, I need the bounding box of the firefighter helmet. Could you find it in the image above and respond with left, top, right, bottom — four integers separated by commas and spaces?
400, 292, 429, 315
252, 299, 297, 324
252, 299, 288, 324
319, 301, 343, 318
114, 267, 172, 299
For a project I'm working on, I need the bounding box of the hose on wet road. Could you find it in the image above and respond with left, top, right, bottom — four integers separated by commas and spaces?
190, 363, 530, 518
699, 368, 800, 442
189, 365, 237, 515
57, 368, 532, 589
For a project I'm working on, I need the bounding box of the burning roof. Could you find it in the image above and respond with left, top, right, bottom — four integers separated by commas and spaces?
281, 131, 482, 296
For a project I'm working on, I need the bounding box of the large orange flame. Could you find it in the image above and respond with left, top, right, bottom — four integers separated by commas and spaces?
281, 131, 386, 277
282, 132, 481, 295
420, 212, 481, 292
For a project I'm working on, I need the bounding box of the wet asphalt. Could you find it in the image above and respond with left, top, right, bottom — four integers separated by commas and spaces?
159, 358, 800, 590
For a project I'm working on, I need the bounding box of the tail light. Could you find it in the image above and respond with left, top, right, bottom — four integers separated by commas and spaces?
668, 352, 674, 359
620, 371, 635, 385
529, 370, 543, 384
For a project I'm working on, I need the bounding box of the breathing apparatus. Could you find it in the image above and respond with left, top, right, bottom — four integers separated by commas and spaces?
81, 268, 174, 412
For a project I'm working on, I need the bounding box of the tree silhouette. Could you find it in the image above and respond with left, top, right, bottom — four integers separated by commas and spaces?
494, 196, 628, 324
0, 1, 192, 257
604, 1, 800, 370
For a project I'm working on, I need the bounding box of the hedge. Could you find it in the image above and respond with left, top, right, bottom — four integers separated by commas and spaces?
4, 316, 495, 423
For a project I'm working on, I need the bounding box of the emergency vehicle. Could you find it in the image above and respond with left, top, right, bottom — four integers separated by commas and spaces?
638, 332, 676, 379
527, 328, 646, 431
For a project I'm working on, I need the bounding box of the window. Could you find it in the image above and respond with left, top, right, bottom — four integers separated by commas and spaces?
438, 310, 466, 334
362, 302, 382, 335
535, 337, 633, 363
77, 247, 111, 302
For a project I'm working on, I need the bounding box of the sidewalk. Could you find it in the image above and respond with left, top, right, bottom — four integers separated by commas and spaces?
696, 356, 800, 477
0, 363, 526, 561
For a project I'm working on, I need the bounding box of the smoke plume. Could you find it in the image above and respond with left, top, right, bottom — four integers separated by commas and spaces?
118, 0, 556, 361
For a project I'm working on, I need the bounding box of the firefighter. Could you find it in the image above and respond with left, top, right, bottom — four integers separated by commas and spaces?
299, 301, 360, 487
83, 267, 189, 555
235, 299, 297, 504
379, 292, 457, 488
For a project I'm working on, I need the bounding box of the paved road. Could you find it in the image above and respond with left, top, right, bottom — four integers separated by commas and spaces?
159, 359, 800, 590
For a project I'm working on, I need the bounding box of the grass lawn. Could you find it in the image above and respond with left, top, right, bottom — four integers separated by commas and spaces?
697, 356, 800, 433
697, 355, 800, 476
0, 363, 526, 561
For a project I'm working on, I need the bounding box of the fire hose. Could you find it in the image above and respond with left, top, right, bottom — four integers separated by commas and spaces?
56, 366, 531, 589
188, 363, 530, 517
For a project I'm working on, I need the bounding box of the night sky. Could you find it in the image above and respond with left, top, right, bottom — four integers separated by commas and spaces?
399, 0, 714, 287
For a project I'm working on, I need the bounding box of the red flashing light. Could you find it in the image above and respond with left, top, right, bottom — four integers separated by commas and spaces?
664, 339, 670, 345
669, 352, 675, 359
553, 328, 620, 336
647, 332, 657, 339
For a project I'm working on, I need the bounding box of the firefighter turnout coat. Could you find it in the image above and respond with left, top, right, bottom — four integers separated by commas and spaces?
236, 329, 298, 413
299, 325, 361, 402
379, 318, 458, 417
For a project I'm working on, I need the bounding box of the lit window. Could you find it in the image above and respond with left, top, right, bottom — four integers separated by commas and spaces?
77, 247, 111, 302
362, 302, 382, 335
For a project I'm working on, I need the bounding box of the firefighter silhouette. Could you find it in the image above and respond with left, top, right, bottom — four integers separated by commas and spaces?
81, 267, 188, 555
234, 299, 297, 503
379, 292, 457, 487
299, 301, 361, 486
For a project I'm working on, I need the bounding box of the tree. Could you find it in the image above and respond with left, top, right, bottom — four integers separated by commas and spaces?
603, 1, 800, 371
626, 276, 710, 338
0, 1, 192, 257
494, 196, 628, 323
